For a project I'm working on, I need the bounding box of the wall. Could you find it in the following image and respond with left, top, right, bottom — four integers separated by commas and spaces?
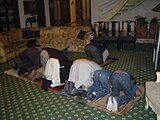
91, 0, 104, 24
91, 0, 160, 24
112, 0, 160, 23
18, 0, 160, 29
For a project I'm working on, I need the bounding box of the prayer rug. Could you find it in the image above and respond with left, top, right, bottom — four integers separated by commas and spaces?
101, 57, 118, 67
86, 86, 145, 116
57, 86, 145, 116
3, 69, 64, 92
4, 69, 29, 80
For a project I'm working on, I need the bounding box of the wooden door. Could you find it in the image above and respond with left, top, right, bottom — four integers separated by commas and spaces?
49, 0, 91, 26
49, 0, 70, 26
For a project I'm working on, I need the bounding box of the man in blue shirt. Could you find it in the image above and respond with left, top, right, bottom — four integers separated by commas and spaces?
83, 69, 140, 112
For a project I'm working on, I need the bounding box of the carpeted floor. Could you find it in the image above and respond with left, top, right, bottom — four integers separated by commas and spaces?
0, 43, 157, 120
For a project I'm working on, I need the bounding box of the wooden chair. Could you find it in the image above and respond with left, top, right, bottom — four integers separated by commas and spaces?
92, 21, 108, 49
106, 21, 121, 51
25, 16, 38, 28
119, 21, 136, 51
93, 21, 107, 38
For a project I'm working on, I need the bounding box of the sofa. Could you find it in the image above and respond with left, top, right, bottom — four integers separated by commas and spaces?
0, 26, 91, 63
145, 72, 160, 120
0, 29, 27, 63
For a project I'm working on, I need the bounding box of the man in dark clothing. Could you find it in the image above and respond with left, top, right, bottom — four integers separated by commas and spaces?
16, 47, 42, 75
38, 47, 73, 91
40, 47, 73, 83
84, 42, 109, 64
42, 47, 68, 60
16, 46, 72, 85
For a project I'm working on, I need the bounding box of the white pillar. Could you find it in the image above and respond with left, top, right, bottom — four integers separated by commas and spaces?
17, 0, 25, 28
44, 0, 51, 27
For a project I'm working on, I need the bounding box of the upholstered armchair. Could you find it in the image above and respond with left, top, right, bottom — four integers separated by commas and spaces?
145, 72, 160, 120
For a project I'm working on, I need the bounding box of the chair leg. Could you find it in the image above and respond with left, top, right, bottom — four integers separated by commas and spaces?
155, 52, 159, 70
153, 48, 156, 62
117, 38, 123, 52
117, 39, 120, 52
155, 38, 160, 70
155, 49, 159, 70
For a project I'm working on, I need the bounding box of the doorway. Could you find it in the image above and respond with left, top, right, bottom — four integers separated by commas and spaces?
49, 0, 91, 26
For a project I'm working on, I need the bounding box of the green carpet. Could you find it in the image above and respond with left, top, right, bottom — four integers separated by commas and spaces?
0, 43, 157, 120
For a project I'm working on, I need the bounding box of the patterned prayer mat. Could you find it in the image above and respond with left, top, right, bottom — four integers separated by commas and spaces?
3, 69, 64, 92
101, 57, 118, 67
57, 86, 145, 116
4, 69, 29, 81
86, 86, 145, 116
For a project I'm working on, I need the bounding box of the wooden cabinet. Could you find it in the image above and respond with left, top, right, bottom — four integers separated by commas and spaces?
0, 0, 20, 32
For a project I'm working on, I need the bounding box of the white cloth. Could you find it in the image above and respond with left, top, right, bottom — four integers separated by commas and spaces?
35, 49, 49, 75
68, 59, 102, 88
44, 58, 61, 87
40, 49, 49, 67
102, 49, 109, 62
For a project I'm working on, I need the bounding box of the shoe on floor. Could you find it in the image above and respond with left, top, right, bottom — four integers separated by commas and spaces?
81, 90, 88, 98
107, 96, 113, 111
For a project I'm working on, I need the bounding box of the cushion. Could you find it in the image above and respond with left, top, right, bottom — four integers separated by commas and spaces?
77, 30, 87, 40
22, 29, 40, 39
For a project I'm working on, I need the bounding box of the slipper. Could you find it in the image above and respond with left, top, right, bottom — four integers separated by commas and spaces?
112, 97, 118, 112
107, 96, 112, 111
